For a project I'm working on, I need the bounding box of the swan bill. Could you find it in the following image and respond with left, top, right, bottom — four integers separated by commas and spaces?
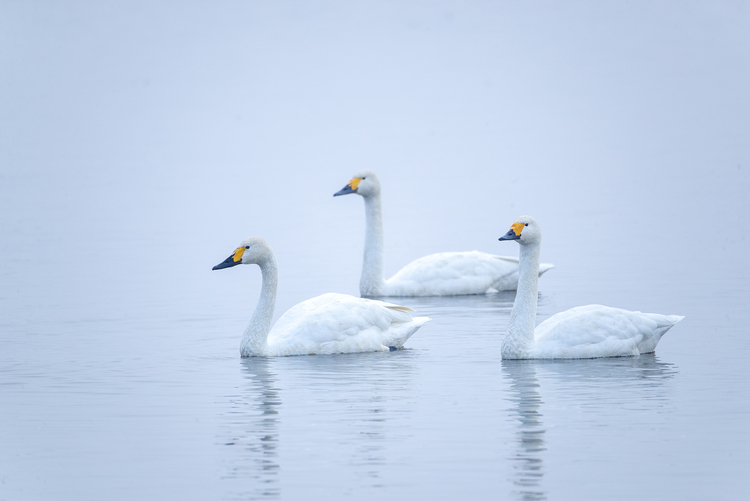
212, 247, 245, 270
333, 178, 361, 196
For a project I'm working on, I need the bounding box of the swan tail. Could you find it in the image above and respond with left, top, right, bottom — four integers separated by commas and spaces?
657, 314, 685, 335
412, 316, 430, 326
388, 316, 430, 347
538, 263, 555, 276
638, 314, 684, 354
653, 314, 684, 332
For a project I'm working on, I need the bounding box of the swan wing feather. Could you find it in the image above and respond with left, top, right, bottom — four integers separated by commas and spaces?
532, 305, 683, 358
267, 293, 428, 355
385, 251, 532, 295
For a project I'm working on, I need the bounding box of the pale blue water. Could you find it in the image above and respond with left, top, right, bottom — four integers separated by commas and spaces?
2, 2, 749, 500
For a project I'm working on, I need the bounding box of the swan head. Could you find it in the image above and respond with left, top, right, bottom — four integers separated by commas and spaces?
333, 170, 380, 198
498, 215, 541, 246
212, 237, 273, 270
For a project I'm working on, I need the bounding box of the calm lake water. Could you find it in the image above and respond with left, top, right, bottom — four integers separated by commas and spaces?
2, 2, 749, 500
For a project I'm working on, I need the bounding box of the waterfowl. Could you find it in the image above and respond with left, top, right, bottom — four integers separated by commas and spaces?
213, 237, 429, 357
334, 170, 554, 296
497, 215, 683, 359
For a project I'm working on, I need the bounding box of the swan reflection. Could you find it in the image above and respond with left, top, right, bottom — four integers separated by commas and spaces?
503, 361, 547, 501
221, 357, 281, 499
502, 355, 677, 501
285, 351, 417, 487
220, 351, 417, 496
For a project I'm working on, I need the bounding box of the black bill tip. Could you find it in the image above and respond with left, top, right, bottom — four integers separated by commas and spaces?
333, 185, 356, 197
498, 228, 521, 241
212, 255, 241, 270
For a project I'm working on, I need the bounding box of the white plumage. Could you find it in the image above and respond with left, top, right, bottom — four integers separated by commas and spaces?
530, 305, 684, 359
498, 216, 683, 359
212, 238, 429, 357
268, 293, 426, 356
385, 251, 554, 296
334, 170, 554, 297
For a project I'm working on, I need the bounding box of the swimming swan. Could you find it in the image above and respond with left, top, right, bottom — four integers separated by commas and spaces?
498, 215, 683, 359
212, 237, 429, 357
334, 170, 554, 297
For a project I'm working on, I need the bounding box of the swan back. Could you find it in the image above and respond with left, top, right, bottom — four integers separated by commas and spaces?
531, 305, 684, 359
385, 251, 526, 296
266, 293, 428, 356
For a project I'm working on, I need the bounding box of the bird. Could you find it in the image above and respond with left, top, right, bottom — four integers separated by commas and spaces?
212, 237, 429, 357
333, 170, 554, 297
497, 215, 683, 359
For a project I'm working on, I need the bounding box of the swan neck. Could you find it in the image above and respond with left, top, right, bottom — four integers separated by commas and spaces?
360, 193, 386, 296
503, 242, 540, 357
241, 256, 278, 356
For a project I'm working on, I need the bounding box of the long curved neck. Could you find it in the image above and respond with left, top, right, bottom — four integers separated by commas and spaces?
502, 241, 540, 358
360, 193, 386, 296
241, 256, 278, 357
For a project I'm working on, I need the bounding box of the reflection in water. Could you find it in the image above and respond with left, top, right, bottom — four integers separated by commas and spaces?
534, 354, 677, 399
219, 351, 417, 497
395, 290, 524, 327
502, 355, 678, 501
397, 290, 551, 333
222, 358, 282, 499
286, 351, 417, 488
503, 361, 547, 501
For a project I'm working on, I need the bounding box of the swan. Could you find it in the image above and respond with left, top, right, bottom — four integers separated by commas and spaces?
497, 215, 683, 359
334, 170, 554, 296
212, 237, 429, 357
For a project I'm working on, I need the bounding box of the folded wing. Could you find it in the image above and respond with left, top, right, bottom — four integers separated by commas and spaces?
268, 293, 428, 354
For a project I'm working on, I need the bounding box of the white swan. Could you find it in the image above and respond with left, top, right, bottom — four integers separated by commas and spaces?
497, 215, 683, 359
212, 237, 429, 357
334, 170, 554, 297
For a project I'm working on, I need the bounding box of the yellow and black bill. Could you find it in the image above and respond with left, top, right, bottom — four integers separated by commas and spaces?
212, 247, 245, 270
333, 177, 362, 196
498, 222, 525, 241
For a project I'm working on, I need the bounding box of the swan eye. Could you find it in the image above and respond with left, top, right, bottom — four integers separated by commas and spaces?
524, 223, 528, 227
362, 177, 366, 179
245, 246, 250, 249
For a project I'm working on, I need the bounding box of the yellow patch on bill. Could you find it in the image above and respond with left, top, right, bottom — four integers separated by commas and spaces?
510, 222, 525, 236
348, 178, 362, 190
232, 247, 245, 262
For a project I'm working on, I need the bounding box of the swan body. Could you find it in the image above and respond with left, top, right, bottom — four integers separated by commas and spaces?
334, 170, 554, 297
384, 251, 554, 296
213, 237, 429, 357
498, 216, 683, 359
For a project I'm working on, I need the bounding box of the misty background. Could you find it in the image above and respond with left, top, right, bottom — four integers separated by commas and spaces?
2, 1, 748, 324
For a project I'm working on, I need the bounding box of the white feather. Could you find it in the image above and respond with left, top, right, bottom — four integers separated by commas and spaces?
386, 251, 555, 296
531, 305, 684, 359
267, 293, 427, 356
